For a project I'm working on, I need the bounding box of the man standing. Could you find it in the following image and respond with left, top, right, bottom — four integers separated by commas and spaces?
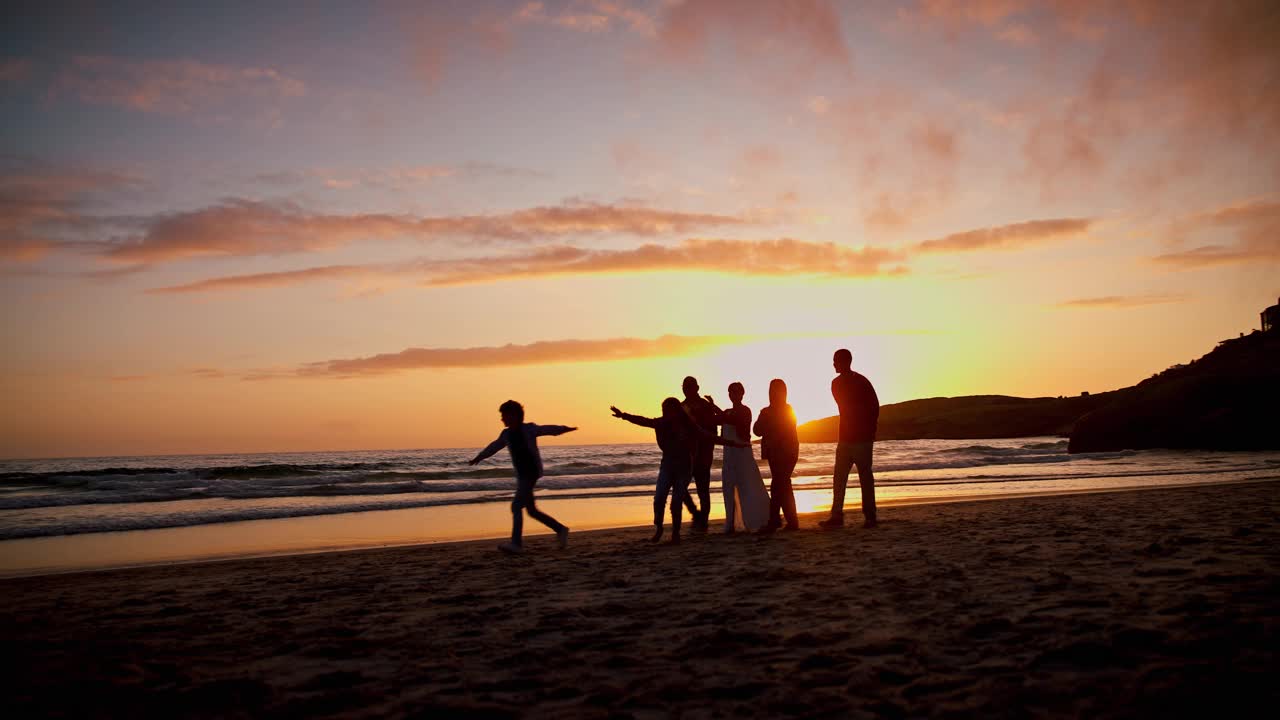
821, 349, 880, 529
681, 376, 721, 530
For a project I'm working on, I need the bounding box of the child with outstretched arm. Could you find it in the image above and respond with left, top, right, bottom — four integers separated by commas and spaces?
610, 398, 747, 544
469, 400, 576, 554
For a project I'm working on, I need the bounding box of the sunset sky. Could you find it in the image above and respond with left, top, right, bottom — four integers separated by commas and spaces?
2, 0, 1277, 458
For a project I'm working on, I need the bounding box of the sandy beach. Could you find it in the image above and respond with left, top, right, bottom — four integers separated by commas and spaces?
6, 481, 1278, 718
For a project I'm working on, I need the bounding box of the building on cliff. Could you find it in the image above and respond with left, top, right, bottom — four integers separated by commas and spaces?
1264, 297, 1280, 333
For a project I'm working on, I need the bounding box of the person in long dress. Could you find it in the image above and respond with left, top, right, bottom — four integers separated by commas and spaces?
713, 382, 771, 534
754, 378, 800, 533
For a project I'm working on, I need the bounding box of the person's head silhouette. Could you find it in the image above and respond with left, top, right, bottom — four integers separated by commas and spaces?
661, 397, 683, 419
728, 382, 745, 405
769, 378, 788, 406
682, 376, 700, 400
833, 349, 853, 374
499, 399, 524, 428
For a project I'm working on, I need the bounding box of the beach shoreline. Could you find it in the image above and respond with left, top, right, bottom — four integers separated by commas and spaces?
6, 481, 1278, 717
3, 474, 1276, 579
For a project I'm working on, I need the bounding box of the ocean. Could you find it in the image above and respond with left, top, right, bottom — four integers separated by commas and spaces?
4, 438, 1279, 543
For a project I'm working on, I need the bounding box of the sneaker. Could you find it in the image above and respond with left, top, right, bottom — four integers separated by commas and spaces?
498, 541, 523, 554
557, 528, 570, 549
862, 519, 878, 529
782, 523, 800, 532
818, 517, 845, 530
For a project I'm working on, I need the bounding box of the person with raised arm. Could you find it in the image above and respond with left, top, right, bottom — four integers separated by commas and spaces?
680, 376, 723, 530
611, 398, 747, 544
469, 400, 576, 553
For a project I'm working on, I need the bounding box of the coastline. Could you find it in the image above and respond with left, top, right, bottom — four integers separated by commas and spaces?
6, 481, 1278, 717
3, 473, 1276, 579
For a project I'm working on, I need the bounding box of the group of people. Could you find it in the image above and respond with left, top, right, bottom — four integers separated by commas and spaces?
469, 348, 880, 553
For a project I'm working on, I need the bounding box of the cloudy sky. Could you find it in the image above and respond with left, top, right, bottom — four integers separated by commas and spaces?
2, 0, 1277, 458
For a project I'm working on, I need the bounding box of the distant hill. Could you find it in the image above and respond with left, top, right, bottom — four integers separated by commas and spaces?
1067, 330, 1280, 453
797, 392, 1119, 443
796, 330, 1280, 453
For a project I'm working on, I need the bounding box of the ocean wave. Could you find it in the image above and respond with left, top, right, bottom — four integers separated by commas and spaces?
6, 467, 1278, 541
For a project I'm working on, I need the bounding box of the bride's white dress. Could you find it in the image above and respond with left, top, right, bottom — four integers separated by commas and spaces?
720, 424, 770, 531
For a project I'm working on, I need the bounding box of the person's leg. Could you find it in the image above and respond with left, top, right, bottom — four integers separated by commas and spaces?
853, 442, 877, 526
762, 458, 783, 527
681, 477, 698, 516
653, 462, 673, 540
510, 487, 526, 546
693, 455, 712, 525
524, 490, 566, 534
670, 466, 692, 542
827, 442, 853, 525
779, 457, 799, 528
722, 465, 737, 533
766, 461, 782, 529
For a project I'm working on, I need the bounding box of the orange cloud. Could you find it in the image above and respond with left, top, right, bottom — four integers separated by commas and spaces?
739, 145, 783, 173
914, 218, 1094, 253
657, 0, 852, 83
1152, 199, 1280, 269
146, 265, 371, 295
0, 58, 31, 84
896, 0, 1030, 44
513, 1, 655, 35
422, 238, 905, 285
54, 56, 304, 115
406, 7, 517, 93
899, 1, 1280, 192
0, 165, 137, 262
912, 122, 959, 162
914, 0, 1025, 26
296, 334, 732, 377
147, 237, 907, 294
1055, 294, 1189, 308
107, 199, 750, 264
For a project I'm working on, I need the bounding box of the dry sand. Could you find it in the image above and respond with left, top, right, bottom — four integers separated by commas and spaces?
5, 481, 1279, 718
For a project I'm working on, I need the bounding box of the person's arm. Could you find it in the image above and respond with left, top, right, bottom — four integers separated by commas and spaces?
753, 407, 769, 437
703, 395, 729, 424
610, 406, 659, 428
468, 432, 507, 465
689, 420, 747, 448
533, 424, 577, 437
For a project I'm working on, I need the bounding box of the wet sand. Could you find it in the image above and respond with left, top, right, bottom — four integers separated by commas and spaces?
6, 481, 1279, 718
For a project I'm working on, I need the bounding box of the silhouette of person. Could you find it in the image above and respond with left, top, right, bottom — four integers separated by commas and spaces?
469, 400, 576, 553
718, 382, 771, 533
680, 376, 723, 530
611, 398, 746, 544
755, 378, 800, 532
821, 349, 880, 529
